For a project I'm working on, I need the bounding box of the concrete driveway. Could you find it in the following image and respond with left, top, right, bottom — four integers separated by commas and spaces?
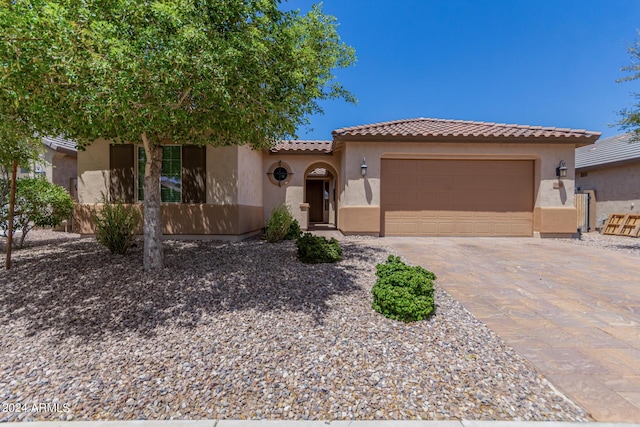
380, 236, 640, 422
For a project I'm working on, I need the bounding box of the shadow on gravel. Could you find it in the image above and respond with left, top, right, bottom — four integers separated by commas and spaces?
0, 236, 79, 252
0, 238, 386, 341
612, 243, 640, 251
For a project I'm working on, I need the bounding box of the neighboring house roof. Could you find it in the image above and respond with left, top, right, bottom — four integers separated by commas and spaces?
576, 133, 640, 170
332, 117, 600, 145
42, 135, 77, 157
270, 140, 333, 154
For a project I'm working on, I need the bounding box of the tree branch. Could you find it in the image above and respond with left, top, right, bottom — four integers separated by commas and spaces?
174, 88, 192, 108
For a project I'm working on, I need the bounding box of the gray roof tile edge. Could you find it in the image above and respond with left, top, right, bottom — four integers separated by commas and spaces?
41, 135, 78, 153
575, 133, 640, 169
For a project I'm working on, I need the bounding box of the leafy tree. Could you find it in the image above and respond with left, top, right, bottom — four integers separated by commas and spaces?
618, 38, 640, 140
0, 0, 356, 270
0, 177, 74, 248
0, 116, 42, 268
0, 118, 41, 179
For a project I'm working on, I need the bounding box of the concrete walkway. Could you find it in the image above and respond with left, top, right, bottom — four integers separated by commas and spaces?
378, 237, 640, 423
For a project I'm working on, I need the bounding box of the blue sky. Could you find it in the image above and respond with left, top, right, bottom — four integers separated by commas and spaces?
287, 0, 640, 140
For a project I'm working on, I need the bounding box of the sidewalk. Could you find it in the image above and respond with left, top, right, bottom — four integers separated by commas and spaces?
13, 420, 640, 427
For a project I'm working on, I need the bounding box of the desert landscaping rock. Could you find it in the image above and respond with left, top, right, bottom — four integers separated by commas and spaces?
554, 231, 640, 255
0, 230, 589, 421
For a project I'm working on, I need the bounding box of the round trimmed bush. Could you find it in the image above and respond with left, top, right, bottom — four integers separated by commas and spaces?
372, 255, 436, 322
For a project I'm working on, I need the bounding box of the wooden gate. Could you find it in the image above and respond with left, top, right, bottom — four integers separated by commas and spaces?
575, 193, 590, 232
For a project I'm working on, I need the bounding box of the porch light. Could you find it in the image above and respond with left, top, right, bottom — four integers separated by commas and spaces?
361, 158, 368, 176
556, 160, 567, 178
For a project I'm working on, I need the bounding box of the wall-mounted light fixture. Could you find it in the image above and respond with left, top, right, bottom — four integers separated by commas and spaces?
361, 158, 368, 176
556, 160, 567, 178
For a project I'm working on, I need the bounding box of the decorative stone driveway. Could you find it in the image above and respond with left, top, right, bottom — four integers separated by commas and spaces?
378, 236, 640, 423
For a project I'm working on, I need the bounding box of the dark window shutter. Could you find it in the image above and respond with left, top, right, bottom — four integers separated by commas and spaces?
182, 145, 206, 203
109, 144, 135, 203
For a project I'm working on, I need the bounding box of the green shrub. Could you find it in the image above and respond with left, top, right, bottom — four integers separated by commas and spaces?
296, 232, 342, 263
285, 219, 302, 240
265, 204, 294, 243
93, 199, 141, 255
371, 255, 437, 322
0, 177, 74, 247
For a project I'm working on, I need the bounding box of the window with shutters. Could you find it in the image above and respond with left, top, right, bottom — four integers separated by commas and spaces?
109, 144, 135, 203
138, 146, 182, 203
109, 143, 205, 204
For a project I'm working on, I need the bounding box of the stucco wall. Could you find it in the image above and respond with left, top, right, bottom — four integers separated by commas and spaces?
75, 203, 262, 237
237, 145, 263, 207
40, 147, 55, 183
576, 162, 640, 225
52, 152, 78, 197
206, 145, 238, 205
77, 138, 110, 204
76, 142, 263, 236
337, 140, 577, 235
262, 153, 340, 228
18, 146, 77, 196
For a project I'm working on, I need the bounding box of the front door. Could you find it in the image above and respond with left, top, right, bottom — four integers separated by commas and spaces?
307, 180, 324, 223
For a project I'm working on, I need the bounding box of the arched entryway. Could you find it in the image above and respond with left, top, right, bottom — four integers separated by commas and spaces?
304, 162, 338, 228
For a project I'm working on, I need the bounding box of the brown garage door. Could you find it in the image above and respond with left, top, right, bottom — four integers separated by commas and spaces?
381, 159, 534, 236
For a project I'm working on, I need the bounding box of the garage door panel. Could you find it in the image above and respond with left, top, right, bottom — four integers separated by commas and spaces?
419, 220, 438, 234
437, 222, 455, 235
381, 159, 534, 237
455, 221, 477, 234
386, 173, 418, 190
385, 191, 417, 208
384, 209, 533, 237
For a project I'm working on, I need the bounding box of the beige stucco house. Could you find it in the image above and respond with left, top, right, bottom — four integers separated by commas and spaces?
575, 133, 640, 229
75, 117, 600, 238
17, 135, 78, 200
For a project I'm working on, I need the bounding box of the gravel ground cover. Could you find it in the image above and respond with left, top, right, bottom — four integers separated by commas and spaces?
554, 231, 640, 255
0, 230, 589, 422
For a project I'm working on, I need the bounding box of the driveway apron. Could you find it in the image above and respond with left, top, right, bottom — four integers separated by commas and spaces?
379, 236, 640, 422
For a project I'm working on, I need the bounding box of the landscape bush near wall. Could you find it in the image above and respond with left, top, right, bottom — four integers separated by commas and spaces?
296, 233, 342, 263
93, 198, 142, 255
0, 177, 74, 247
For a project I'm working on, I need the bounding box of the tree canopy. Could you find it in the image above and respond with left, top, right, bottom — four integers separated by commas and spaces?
1, 0, 356, 148
618, 38, 640, 140
0, 0, 356, 269
0, 116, 41, 176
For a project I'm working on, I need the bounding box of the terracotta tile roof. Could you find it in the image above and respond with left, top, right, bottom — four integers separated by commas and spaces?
270, 140, 333, 153
576, 133, 640, 169
332, 118, 600, 144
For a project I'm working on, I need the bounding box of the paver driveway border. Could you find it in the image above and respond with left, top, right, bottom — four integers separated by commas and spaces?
375, 236, 640, 423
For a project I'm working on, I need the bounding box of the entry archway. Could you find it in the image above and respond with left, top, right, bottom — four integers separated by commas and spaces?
304, 162, 339, 228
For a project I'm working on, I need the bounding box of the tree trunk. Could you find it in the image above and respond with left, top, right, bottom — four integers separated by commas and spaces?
5, 159, 17, 270
142, 133, 164, 271
19, 225, 28, 248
